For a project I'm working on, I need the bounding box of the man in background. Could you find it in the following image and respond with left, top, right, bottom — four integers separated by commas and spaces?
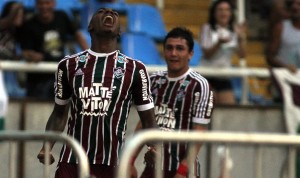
19, 0, 88, 99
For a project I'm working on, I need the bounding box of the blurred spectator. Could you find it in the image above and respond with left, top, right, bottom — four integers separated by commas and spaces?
266, 0, 300, 73
0, 1, 26, 98
199, 0, 246, 105
19, 0, 89, 99
266, 0, 300, 103
269, 0, 291, 27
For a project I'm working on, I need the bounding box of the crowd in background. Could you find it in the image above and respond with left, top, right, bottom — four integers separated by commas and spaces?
0, 0, 299, 103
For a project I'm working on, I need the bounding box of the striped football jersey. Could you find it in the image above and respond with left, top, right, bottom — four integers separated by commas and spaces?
150, 69, 213, 171
54, 49, 154, 166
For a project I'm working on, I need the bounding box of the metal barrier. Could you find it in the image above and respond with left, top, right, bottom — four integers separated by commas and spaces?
117, 130, 300, 178
0, 60, 272, 105
0, 131, 92, 178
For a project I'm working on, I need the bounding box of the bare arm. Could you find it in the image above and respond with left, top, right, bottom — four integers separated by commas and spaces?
174, 123, 208, 178
75, 31, 89, 50
37, 103, 69, 164
202, 39, 228, 59
236, 24, 247, 59
129, 109, 156, 178
137, 108, 157, 130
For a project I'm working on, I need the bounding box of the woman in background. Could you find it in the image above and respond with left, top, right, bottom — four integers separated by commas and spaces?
0, 1, 25, 98
200, 0, 246, 105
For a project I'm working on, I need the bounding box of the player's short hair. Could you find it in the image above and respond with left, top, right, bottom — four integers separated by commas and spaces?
163, 27, 194, 52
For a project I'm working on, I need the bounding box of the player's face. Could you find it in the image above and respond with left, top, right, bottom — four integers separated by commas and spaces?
89, 8, 120, 37
215, 2, 232, 26
290, 0, 300, 19
164, 37, 193, 77
36, 0, 55, 19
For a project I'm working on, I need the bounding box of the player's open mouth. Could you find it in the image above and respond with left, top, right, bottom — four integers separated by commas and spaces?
103, 15, 114, 26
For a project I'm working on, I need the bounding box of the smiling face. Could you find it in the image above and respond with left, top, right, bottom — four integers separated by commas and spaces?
214, 1, 232, 27
88, 8, 120, 38
36, 0, 55, 21
164, 37, 193, 77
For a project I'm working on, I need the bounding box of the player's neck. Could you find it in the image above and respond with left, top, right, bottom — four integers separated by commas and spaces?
168, 67, 190, 78
90, 39, 118, 53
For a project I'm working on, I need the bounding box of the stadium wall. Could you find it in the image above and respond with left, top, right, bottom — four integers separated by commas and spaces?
1, 101, 286, 178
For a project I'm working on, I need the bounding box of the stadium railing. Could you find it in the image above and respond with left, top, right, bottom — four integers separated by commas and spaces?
0, 60, 270, 104
0, 131, 93, 178
117, 130, 300, 178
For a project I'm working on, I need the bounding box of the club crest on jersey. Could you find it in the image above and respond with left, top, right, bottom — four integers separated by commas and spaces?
177, 89, 186, 101
114, 67, 125, 78
76, 53, 89, 62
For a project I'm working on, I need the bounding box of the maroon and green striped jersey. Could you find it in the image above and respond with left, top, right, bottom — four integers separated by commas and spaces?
150, 69, 213, 171
54, 49, 154, 166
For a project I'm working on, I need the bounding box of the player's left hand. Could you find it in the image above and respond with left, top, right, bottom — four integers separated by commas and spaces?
144, 147, 158, 166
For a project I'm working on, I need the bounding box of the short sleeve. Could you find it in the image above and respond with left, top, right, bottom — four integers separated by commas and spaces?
54, 59, 72, 105
192, 79, 214, 125
132, 61, 154, 111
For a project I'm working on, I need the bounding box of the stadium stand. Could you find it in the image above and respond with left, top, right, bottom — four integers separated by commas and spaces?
120, 32, 165, 65
126, 3, 167, 42
190, 40, 202, 66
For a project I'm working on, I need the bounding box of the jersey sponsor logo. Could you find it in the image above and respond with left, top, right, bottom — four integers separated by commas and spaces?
57, 69, 63, 98
155, 78, 166, 87
116, 55, 128, 63
206, 91, 214, 117
75, 68, 84, 76
113, 67, 125, 79
75, 53, 89, 62
79, 83, 112, 116
155, 104, 177, 131
139, 69, 150, 101
179, 79, 190, 86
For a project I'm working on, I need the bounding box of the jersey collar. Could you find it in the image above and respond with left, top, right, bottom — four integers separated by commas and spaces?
167, 68, 191, 81
88, 49, 117, 57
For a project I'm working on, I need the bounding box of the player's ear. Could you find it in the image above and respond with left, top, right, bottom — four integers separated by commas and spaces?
188, 50, 194, 62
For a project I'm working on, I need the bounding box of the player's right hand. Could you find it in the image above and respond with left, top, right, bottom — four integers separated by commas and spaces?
144, 148, 158, 166
37, 149, 55, 165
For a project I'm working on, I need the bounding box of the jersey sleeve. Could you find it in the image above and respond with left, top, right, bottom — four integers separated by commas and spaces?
54, 59, 72, 105
192, 79, 214, 125
132, 61, 154, 111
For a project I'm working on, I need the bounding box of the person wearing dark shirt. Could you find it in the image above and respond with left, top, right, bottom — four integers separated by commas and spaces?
19, 0, 88, 99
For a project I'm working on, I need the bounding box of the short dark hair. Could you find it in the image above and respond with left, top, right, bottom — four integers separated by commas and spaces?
208, 0, 235, 31
163, 27, 194, 52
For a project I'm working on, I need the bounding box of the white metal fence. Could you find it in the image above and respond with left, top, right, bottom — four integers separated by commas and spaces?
0, 60, 271, 105
117, 130, 300, 178
0, 131, 92, 178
